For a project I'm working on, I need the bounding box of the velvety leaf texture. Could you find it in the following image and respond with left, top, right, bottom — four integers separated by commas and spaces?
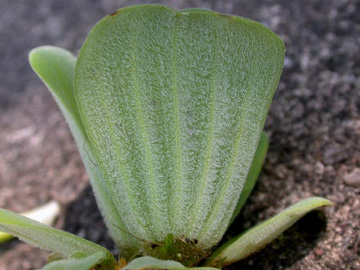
29, 46, 138, 254
0, 208, 112, 260
230, 132, 269, 224
75, 4, 284, 250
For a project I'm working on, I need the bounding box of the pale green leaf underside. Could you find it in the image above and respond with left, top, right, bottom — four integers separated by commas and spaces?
206, 197, 332, 267
230, 131, 269, 224
42, 251, 105, 270
124, 256, 219, 270
0, 208, 111, 259
75, 4, 284, 249
29, 46, 138, 254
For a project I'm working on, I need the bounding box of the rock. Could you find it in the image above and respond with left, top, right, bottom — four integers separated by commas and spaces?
343, 168, 360, 187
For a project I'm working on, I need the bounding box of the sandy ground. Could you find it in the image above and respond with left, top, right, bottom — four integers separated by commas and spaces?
0, 0, 359, 269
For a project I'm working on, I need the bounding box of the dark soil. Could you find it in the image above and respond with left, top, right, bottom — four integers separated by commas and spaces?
0, 0, 359, 269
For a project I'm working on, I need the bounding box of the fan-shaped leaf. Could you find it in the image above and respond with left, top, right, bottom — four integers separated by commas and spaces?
75, 4, 284, 250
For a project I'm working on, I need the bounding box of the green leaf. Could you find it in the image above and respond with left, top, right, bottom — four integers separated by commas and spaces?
124, 256, 219, 270
230, 132, 269, 224
0, 208, 113, 260
125, 256, 185, 269
75, 4, 284, 251
206, 197, 332, 267
29, 46, 138, 256
0, 200, 60, 245
0, 231, 13, 244
42, 251, 106, 270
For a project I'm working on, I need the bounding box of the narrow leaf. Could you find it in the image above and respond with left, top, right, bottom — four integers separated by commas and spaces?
42, 251, 106, 270
75, 4, 284, 249
29, 46, 137, 254
124, 256, 220, 270
0, 200, 60, 244
0, 208, 112, 260
230, 132, 269, 224
206, 197, 332, 267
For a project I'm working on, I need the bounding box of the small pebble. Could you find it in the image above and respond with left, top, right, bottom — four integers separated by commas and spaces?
314, 248, 324, 256
343, 168, 360, 187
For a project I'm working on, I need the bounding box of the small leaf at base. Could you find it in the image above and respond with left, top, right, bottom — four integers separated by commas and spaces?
124, 256, 220, 270
206, 197, 332, 267
42, 251, 106, 270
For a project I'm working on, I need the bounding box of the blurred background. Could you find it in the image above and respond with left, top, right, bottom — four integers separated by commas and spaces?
0, 0, 359, 269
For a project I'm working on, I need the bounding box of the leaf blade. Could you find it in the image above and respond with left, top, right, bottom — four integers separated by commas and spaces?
75, 4, 284, 249
42, 251, 106, 270
229, 132, 269, 224
124, 256, 220, 270
0, 200, 60, 244
0, 208, 112, 259
29, 46, 137, 254
206, 197, 332, 267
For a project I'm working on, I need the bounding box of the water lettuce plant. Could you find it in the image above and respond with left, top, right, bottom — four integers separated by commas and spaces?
0, 4, 331, 270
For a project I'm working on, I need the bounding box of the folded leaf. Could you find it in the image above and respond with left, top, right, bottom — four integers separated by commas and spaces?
42, 251, 106, 270
206, 197, 332, 267
75, 4, 285, 251
0, 208, 113, 261
29, 46, 137, 255
230, 132, 269, 224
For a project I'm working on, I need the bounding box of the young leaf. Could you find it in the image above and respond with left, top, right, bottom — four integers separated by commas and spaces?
75, 4, 284, 249
124, 256, 219, 270
206, 197, 332, 267
229, 132, 269, 224
125, 256, 185, 269
29, 46, 138, 254
42, 251, 106, 270
0, 200, 60, 244
0, 208, 114, 261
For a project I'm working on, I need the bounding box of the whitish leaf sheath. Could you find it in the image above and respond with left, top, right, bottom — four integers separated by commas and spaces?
206, 197, 332, 267
75, 4, 284, 252
29, 46, 138, 255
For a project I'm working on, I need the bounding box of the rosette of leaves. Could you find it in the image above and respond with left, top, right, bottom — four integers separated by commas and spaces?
0, 4, 332, 270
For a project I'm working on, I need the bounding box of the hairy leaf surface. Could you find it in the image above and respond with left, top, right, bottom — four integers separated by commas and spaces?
29, 46, 137, 254
230, 132, 269, 223
75, 4, 284, 249
0, 208, 113, 260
